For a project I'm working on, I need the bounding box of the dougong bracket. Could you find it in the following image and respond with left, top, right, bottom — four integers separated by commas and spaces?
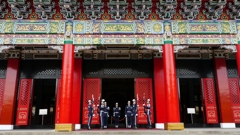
8, 0, 32, 19
132, 0, 152, 20
59, 0, 80, 20
203, 0, 226, 20
83, 0, 104, 20
227, 0, 240, 20
108, 0, 128, 20
0, 0, 8, 18
34, 0, 56, 19
180, 0, 201, 20
156, 0, 177, 20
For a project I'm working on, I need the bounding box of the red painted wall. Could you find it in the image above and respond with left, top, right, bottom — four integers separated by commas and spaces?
214, 58, 234, 122
153, 58, 167, 123
0, 58, 20, 124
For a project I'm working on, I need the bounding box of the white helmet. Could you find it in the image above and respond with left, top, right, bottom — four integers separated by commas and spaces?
88, 100, 91, 103
147, 99, 150, 102
101, 99, 105, 102
132, 99, 136, 102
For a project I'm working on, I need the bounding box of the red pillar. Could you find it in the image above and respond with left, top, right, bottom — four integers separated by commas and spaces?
163, 44, 180, 123
154, 58, 166, 129
214, 58, 235, 128
0, 58, 20, 129
71, 58, 82, 130
236, 45, 240, 77
59, 44, 74, 124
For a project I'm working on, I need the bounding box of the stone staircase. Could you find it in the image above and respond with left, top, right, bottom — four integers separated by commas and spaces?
0, 128, 240, 135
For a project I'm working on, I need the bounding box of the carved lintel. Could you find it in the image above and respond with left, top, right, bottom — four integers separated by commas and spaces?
174, 45, 189, 53
48, 46, 63, 53
140, 46, 163, 52
0, 46, 15, 53
74, 46, 97, 52
220, 45, 237, 53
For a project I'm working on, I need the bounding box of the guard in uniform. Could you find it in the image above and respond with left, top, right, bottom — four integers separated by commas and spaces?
98, 99, 105, 129
103, 102, 110, 129
113, 102, 121, 128
132, 99, 138, 129
144, 99, 152, 129
87, 100, 94, 130
125, 101, 132, 128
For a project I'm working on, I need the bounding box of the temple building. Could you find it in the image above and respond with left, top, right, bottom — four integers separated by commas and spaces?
0, 0, 240, 131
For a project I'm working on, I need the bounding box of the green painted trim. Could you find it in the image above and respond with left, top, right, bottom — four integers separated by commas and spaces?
64, 40, 73, 44
164, 40, 173, 44
238, 41, 240, 44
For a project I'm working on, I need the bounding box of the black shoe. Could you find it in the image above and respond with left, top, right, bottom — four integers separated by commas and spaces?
100, 127, 103, 129
88, 126, 91, 130
149, 126, 152, 129
134, 127, 137, 129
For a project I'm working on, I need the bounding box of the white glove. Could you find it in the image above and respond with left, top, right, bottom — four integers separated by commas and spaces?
136, 114, 138, 116
125, 115, 127, 117
93, 114, 95, 117
143, 104, 145, 106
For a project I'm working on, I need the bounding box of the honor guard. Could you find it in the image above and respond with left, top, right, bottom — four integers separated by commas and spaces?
125, 101, 132, 128
87, 100, 94, 130
144, 99, 152, 129
98, 99, 105, 129
113, 102, 121, 128
103, 102, 110, 129
132, 99, 138, 129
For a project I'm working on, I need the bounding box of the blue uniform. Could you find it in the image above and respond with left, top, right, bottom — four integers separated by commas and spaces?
132, 103, 138, 128
113, 106, 121, 127
103, 106, 109, 128
125, 105, 132, 128
87, 104, 94, 129
98, 104, 105, 128
144, 103, 152, 128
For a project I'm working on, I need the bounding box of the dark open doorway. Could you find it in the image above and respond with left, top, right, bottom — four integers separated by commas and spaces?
30, 79, 56, 128
179, 78, 204, 127
102, 79, 134, 126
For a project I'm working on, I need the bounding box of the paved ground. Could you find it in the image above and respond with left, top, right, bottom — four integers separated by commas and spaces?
0, 128, 240, 135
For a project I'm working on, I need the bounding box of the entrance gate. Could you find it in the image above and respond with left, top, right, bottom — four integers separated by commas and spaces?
15, 60, 61, 127
82, 60, 154, 125
82, 78, 154, 125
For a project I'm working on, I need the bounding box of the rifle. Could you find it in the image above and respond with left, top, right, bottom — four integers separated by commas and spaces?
136, 94, 139, 112
143, 93, 147, 114
92, 94, 95, 116
97, 93, 101, 114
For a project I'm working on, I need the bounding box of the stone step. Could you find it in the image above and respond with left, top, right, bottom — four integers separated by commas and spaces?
0, 129, 240, 135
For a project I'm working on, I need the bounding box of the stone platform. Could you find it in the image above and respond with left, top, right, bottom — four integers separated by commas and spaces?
0, 128, 240, 135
